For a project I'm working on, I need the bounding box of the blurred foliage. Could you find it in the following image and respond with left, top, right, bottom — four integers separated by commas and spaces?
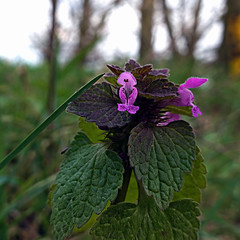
0, 58, 98, 239
1, 56, 240, 239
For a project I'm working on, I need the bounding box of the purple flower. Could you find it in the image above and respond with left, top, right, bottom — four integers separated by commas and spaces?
177, 77, 208, 117
159, 77, 208, 126
157, 112, 181, 126
117, 72, 139, 114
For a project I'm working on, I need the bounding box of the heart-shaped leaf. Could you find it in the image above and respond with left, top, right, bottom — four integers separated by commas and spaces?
128, 120, 196, 209
51, 132, 124, 240
67, 82, 132, 129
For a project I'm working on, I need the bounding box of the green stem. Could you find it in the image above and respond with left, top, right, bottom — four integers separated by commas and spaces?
112, 167, 132, 205
0, 73, 104, 170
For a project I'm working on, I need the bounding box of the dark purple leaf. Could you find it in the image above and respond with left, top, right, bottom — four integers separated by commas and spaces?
124, 59, 141, 71
139, 79, 178, 99
131, 65, 153, 80
106, 64, 124, 76
149, 69, 170, 78
67, 82, 131, 129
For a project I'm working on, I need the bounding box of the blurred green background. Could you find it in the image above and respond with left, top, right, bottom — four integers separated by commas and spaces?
1, 0, 240, 239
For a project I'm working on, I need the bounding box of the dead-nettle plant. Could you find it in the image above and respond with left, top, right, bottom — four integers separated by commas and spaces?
50, 59, 208, 240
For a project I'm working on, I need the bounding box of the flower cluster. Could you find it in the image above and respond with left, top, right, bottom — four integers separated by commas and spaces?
115, 61, 207, 128
67, 59, 207, 129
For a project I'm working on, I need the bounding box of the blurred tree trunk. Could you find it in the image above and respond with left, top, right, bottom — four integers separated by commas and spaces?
75, 0, 123, 65
78, 0, 92, 52
161, 0, 178, 56
218, 0, 240, 76
160, 0, 203, 59
45, 0, 59, 165
139, 0, 154, 63
185, 0, 202, 57
46, 0, 59, 114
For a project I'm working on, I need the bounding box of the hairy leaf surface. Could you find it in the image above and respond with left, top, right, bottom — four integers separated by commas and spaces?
51, 132, 124, 240
91, 195, 200, 240
128, 121, 196, 209
67, 82, 131, 129
139, 79, 178, 99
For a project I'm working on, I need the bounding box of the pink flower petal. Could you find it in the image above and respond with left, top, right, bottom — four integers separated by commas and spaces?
158, 112, 181, 126
127, 105, 139, 114
117, 103, 128, 112
180, 77, 208, 89
119, 87, 127, 104
192, 105, 202, 117
128, 87, 138, 105
117, 72, 139, 114
176, 88, 193, 106
117, 72, 137, 86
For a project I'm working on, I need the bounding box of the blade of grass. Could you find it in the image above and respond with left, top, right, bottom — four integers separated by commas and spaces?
0, 73, 104, 170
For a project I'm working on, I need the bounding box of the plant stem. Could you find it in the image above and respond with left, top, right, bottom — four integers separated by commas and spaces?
0, 73, 104, 170
112, 166, 132, 205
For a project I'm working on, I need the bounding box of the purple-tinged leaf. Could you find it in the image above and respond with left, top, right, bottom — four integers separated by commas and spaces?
124, 59, 141, 71
138, 79, 178, 99
149, 68, 170, 78
106, 64, 124, 76
131, 65, 153, 80
67, 82, 132, 129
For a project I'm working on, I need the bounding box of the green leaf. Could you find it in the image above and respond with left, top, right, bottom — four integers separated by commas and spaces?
74, 202, 111, 233
163, 105, 193, 117
164, 199, 200, 239
173, 147, 207, 203
78, 117, 106, 143
128, 120, 196, 209
67, 82, 132, 129
103, 72, 118, 86
91, 193, 200, 240
51, 132, 124, 240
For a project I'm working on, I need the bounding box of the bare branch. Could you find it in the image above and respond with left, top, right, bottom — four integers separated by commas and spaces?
160, 0, 178, 55
186, 0, 202, 56
139, 0, 154, 62
47, 0, 59, 114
